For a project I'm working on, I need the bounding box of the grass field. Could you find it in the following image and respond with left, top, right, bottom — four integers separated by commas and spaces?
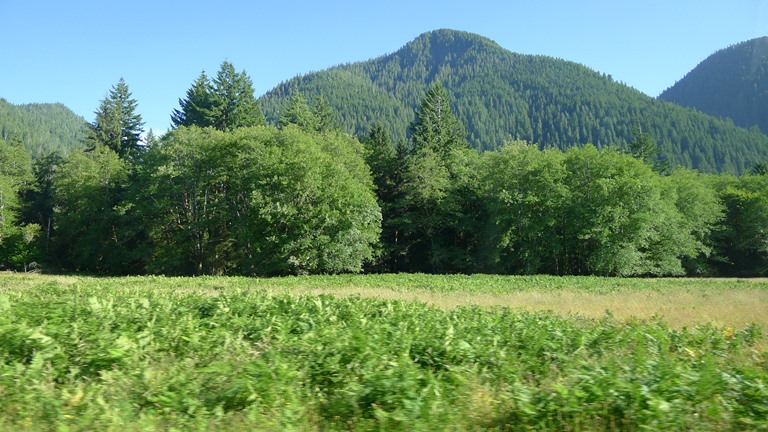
1, 273, 767, 430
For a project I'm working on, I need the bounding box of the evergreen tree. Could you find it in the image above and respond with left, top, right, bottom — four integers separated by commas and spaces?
362, 125, 407, 271
209, 61, 266, 131
312, 95, 339, 132
750, 161, 768, 176
628, 125, 670, 173
279, 90, 317, 132
171, 70, 215, 129
87, 78, 145, 162
399, 82, 478, 272
171, 62, 265, 132
410, 82, 468, 156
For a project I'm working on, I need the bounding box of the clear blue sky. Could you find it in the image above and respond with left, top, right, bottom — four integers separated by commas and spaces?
3, 0, 767, 133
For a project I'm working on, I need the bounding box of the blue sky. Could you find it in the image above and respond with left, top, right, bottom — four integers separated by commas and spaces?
3, 0, 767, 133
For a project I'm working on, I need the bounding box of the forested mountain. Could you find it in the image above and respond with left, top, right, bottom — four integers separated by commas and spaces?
0, 98, 87, 157
659, 37, 768, 135
260, 29, 768, 174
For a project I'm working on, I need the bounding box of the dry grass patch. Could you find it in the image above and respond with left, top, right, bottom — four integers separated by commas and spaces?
279, 285, 768, 332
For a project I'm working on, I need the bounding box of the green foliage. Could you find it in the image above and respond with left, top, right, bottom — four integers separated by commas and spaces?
713, 174, 768, 276
0, 98, 87, 158
260, 29, 768, 174
171, 70, 216, 129
0, 137, 41, 271
173, 62, 266, 131
479, 142, 567, 274
279, 90, 340, 133
479, 143, 723, 276
660, 36, 768, 134
0, 274, 766, 430
209, 61, 266, 131
395, 84, 481, 273
750, 161, 768, 176
137, 125, 380, 275
410, 81, 467, 156
52, 145, 136, 273
361, 125, 408, 271
86, 78, 145, 162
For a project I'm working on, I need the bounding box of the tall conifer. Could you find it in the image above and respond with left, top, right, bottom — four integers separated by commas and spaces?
87, 78, 144, 162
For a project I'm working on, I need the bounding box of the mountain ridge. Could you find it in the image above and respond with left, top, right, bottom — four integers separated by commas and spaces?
259, 29, 768, 174
0, 98, 87, 157
659, 36, 768, 134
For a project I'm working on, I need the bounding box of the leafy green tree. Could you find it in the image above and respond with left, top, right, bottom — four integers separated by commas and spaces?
86, 78, 145, 162
171, 70, 216, 129
662, 169, 724, 275
561, 146, 667, 275
0, 137, 40, 270
137, 125, 380, 276
712, 174, 768, 276
53, 146, 134, 273
479, 142, 567, 274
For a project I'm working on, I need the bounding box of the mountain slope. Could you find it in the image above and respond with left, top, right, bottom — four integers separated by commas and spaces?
260, 29, 768, 174
0, 98, 87, 157
659, 37, 768, 134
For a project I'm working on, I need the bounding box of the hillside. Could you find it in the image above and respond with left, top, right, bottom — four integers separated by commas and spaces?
659, 37, 768, 135
260, 29, 768, 174
0, 98, 87, 157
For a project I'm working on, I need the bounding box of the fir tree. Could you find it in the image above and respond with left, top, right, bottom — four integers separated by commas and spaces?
209, 61, 265, 131
87, 78, 144, 162
410, 81, 467, 156
172, 62, 266, 132
171, 70, 215, 129
279, 90, 316, 131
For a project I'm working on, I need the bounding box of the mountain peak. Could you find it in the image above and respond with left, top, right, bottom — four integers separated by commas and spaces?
397, 29, 503, 65
659, 36, 768, 133
259, 31, 768, 173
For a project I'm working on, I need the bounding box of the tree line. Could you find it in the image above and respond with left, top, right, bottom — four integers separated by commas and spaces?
1, 61, 766, 276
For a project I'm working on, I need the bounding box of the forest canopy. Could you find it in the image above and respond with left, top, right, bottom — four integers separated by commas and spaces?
1, 56, 767, 277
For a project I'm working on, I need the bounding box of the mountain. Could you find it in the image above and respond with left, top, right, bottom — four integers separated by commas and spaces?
0, 98, 87, 157
659, 36, 768, 135
259, 29, 768, 174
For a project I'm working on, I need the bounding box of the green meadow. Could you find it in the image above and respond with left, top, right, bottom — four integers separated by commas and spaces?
1, 273, 767, 431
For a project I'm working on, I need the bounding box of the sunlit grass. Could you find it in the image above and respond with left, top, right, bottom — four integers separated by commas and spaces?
1, 272, 767, 430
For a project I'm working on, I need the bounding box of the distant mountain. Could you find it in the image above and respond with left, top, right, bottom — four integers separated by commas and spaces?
0, 98, 87, 157
659, 37, 768, 135
260, 29, 768, 174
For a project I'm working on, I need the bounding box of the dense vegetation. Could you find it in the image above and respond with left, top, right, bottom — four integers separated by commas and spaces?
1, 274, 766, 430
660, 36, 768, 135
0, 98, 87, 158
260, 29, 768, 174
1, 60, 768, 277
